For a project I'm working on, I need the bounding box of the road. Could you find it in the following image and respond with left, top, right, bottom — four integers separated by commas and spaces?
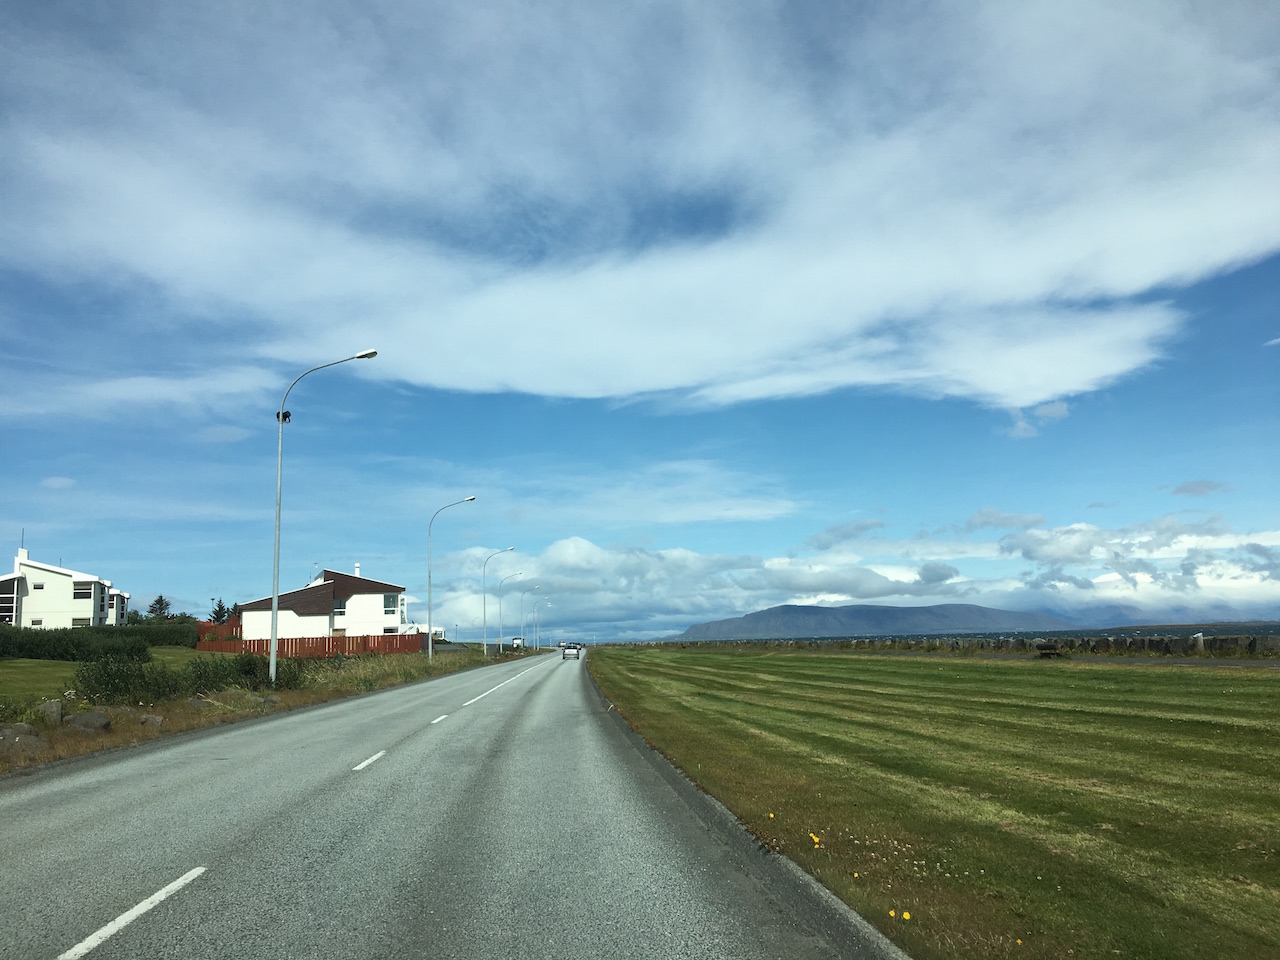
0, 653, 905, 959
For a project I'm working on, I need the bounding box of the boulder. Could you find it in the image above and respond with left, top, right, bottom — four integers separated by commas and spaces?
63, 710, 111, 733
0, 722, 49, 753
139, 714, 164, 727
35, 699, 63, 724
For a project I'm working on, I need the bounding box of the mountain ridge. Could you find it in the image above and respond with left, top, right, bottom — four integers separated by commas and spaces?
673, 602, 1075, 641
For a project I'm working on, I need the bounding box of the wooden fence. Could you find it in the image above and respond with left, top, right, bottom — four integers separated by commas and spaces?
196, 633, 422, 659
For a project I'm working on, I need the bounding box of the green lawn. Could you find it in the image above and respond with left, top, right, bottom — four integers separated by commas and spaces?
0, 658, 78, 701
589, 646, 1280, 960
0, 646, 227, 704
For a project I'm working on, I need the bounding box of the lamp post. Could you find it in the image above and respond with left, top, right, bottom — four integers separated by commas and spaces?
427, 496, 475, 661
482, 547, 514, 657
270, 348, 377, 684
532, 598, 551, 649
497, 572, 521, 654
519, 585, 540, 649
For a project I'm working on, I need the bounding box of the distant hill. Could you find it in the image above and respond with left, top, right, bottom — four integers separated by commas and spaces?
674, 603, 1074, 640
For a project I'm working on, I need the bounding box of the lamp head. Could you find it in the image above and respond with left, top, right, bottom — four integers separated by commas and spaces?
355, 349, 378, 359
465, 496, 476, 502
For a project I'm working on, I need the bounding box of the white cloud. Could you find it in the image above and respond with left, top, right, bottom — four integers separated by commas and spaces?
426, 509, 1280, 640
3, 1, 1279, 417
40, 476, 75, 490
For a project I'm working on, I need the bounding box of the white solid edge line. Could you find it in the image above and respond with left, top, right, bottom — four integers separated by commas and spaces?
58, 867, 206, 960
431, 715, 448, 724
461, 659, 550, 707
353, 750, 387, 771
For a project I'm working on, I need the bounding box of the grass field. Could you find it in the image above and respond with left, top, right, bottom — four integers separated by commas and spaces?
0, 658, 77, 701
588, 646, 1280, 960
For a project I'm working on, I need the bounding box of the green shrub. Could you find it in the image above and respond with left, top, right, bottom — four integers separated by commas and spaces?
74, 653, 303, 704
0, 625, 153, 662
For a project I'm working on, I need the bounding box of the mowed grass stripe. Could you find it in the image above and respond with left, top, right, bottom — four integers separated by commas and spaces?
590, 647, 1280, 960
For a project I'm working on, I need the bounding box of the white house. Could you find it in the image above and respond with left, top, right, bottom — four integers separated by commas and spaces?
0, 548, 130, 629
239, 566, 409, 641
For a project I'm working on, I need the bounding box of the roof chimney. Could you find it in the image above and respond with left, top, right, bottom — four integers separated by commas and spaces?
354, 562, 361, 578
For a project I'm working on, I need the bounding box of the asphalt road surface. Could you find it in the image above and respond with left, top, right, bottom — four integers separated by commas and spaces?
1, 653, 906, 960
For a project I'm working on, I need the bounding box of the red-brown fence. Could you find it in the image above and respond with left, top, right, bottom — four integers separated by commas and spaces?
196, 633, 422, 659
197, 616, 242, 641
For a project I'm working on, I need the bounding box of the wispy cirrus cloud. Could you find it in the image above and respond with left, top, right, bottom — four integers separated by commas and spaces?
2, 1, 1279, 419
1173, 479, 1229, 497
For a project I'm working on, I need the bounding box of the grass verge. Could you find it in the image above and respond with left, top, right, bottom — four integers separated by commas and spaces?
1, 646, 535, 775
588, 645, 1280, 960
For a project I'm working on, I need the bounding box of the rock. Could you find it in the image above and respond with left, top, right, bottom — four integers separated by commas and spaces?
264, 695, 282, 706
63, 710, 111, 733
0, 723, 49, 753
186, 697, 216, 710
139, 714, 164, 727
35, 700, 63, 724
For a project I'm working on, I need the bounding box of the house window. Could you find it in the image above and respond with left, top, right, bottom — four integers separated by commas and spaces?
73, 582, 93, 600
108, 596, 115, 608
33, 582, 44, 590
333, 598, 346, 616
384, 593, 397, 615
72, 617, 90, 627
383, 627, 396, 635
31, 619, 42, 626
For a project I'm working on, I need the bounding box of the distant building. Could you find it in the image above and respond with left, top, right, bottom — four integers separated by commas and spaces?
239, 566, 408, 640
0, 548, 130, 628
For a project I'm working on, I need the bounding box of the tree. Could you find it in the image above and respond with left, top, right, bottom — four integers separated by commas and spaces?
126, 609, 143, 625
147, 595, 172, 619
210, 597, 230, 624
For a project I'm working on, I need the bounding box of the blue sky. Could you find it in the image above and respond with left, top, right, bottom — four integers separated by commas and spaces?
3, 1, 1279, 641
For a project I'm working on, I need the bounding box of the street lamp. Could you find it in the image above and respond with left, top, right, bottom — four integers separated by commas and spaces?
497, 572, 522, 652
482, 547, 514, 657
270, 348, 377, 684
428, 496, 475, 662
533, 597, 551, 649
519, 585, 540, 649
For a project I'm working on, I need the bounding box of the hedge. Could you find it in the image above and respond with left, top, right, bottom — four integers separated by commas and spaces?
0, 625, 152, 662
74, 654, 304, 704
0, 619, 199, 661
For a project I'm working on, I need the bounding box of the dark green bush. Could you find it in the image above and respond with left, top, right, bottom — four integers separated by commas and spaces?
74, 658, 182, 703
75, 654, 303, 704
0, 625, 152, 662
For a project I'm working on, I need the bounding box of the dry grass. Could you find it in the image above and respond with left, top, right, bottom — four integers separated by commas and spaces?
1, 646, 531, 776
589, 645, 1280, 960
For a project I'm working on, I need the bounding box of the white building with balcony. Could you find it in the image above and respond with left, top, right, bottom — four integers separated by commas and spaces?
0, 549, 130, 628
239, 566, 409, 640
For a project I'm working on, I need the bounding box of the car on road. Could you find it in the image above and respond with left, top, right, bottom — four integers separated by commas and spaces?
562, 642, 581, 660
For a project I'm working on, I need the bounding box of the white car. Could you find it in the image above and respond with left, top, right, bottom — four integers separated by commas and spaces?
562, 642, 581, 660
